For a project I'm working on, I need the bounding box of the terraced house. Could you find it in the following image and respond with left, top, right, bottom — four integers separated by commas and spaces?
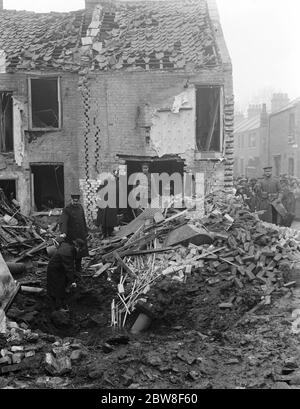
0, 0, 233, 223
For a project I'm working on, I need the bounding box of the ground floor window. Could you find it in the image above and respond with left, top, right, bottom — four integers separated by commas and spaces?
0, 179, 16, 202
30, 164, 64, 211
288, 157, 295, 176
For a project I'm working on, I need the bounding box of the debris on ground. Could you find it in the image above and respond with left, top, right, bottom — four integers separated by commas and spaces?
1, 191, 300, 389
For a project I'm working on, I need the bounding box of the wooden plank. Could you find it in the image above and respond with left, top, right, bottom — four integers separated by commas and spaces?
113, 251, 137, 279
93, 263, 112, 278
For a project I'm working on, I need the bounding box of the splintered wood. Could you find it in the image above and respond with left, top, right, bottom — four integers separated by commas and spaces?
88, 193, 300, 328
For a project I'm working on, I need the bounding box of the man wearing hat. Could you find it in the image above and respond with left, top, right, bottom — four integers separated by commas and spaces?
47, 238, 85, 311
59, 193, 89, 273
255, 166, 282, 224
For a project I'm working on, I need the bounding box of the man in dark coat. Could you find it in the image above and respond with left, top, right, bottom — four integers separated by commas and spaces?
255, 166, 282, 224
96, 172, 119, 238
47, 239, 85, 310
59, 194, 89, 272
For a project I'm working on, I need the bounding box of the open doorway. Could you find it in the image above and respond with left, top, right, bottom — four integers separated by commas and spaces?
123, 157, 185, 220
0, 179, 16, 202
30, 164, 64, 211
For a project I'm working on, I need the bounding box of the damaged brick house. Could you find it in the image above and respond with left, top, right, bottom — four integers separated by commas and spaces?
0, 0, 233, 222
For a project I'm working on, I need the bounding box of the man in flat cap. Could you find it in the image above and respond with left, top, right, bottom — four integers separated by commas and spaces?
59, 193, 89, 274
255, 166, 282, 224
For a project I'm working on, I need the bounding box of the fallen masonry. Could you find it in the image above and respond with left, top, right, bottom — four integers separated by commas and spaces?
0, 192, 300, 388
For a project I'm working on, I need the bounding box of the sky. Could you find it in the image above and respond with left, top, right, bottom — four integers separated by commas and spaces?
3, 0, 300, 113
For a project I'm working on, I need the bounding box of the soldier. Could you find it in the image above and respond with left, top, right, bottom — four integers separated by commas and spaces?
59, 193, 89, 273
255, 166, 282, 224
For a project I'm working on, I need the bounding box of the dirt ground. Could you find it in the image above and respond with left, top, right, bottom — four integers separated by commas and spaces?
2, 262, 300, 390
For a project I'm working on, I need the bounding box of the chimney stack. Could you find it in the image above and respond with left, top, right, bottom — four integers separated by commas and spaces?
271, 93, 289, 113
0, 0, 3, 11
247, 104, 261, 119
85, 0, 115, 9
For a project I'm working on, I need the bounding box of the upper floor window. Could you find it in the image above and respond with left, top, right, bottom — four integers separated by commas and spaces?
0, 91, 13, 152
28, 77, 61, 130
196, 86, 223, 152
248, 133, 256, 148
288, 112, 295, 140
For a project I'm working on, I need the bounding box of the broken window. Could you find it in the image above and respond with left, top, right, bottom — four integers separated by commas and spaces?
31, 164, 64, 211
196, 86, 223, 152
0, 92, 13, 152
0, 179, 16, 202
29, 77, 61, 129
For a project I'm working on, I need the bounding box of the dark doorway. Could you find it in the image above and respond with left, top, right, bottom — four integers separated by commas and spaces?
123, 158, 184, 220
31, 164, 64, 211
0, 179, 16, 202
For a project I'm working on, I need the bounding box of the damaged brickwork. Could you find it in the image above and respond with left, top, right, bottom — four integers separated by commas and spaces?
0, 0, 233, 220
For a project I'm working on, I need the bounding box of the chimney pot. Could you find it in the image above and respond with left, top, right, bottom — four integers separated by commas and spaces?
271, 93, 290, 113
85, 0, 115, 9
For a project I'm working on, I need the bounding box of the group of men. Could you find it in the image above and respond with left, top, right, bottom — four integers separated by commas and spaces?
235, 166, 297, 227
47, 162, 156, 312
46, 194, 88, 312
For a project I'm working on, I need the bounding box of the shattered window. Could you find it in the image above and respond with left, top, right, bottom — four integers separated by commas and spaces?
29, 78, 60, 129
196, 87, 222, 152
0, 92, 13, 152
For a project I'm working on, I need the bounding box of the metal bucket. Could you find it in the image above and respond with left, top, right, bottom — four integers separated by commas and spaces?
130, 313, 152, 334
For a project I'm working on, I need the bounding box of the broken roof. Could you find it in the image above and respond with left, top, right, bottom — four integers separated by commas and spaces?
0, 0, 221, 72
0, 9, 88, 71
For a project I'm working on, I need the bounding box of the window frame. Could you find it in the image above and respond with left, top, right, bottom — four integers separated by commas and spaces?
28, 76, 62, 131
248, 132, 256, 148
195, 85, 224, 154
0, 90, 14, 153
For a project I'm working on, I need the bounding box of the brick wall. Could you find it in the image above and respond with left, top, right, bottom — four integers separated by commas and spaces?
78, 68, 234, 221
0, 72, 82, 214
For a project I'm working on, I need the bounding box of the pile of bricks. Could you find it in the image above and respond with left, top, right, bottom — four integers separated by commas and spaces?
90, 192, 300, 327
197, 191, 300, 296
0, 320, 40, 375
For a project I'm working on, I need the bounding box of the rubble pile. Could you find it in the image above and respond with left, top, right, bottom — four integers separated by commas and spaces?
0, 316, 87, 387
0, 190, 59, 262
88, 192, 300, 332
